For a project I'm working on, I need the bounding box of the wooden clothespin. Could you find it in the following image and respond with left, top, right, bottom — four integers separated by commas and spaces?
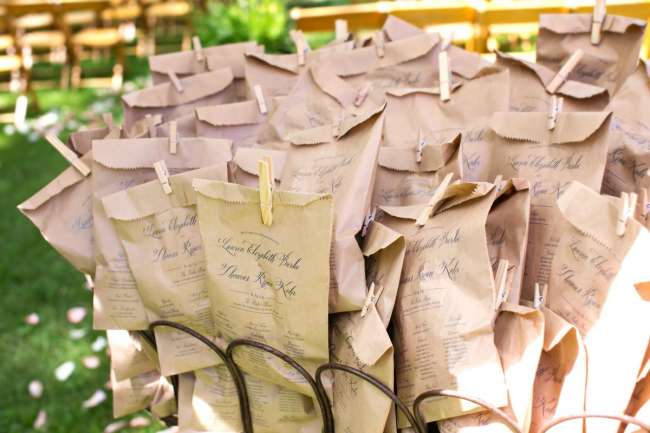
533, 282, 548, 309
547, 94, 564, 130
416, 129, 426, 163
354, 82, 371, 107
153, 160, 172, 195
335, 19, 348, 42
546, 49, 584, 94
591, 0, 607, 45
102, 112, 114, 129
361, 207, 376, 237
145, 114, 157, 138
167, 70, 184, 93
374, 31, 385, 58
258, 157, 273, 226
438, 50, 451, 102
494, 259, 510, 312
192, 36, 204, 62
253, 84, 268, 114
493, 174, 503, 192
416, 172, 454, 226
45, 134, 91, 176
169, 120, 177, 154
84, 274, 94, 290
361, 282, 384, 318
616, 191, 637, 236
640, 187, 649, 220
290, 30, 309, 66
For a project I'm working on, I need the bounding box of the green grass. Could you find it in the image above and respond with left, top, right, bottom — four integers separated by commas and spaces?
0, 87, 166, 433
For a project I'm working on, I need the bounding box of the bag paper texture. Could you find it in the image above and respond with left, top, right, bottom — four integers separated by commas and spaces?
111, 368, 175, 418
107, 330, 159, 381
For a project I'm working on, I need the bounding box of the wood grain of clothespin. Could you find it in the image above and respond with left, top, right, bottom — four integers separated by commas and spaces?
547, 95, 564, 130
533, 282, 548, 309
374, 31, 385, 58
416, 172, 454, 226
591, 0, 607, 45
546, 49, 584, 94
335, 19, 348, 42
167, 70, 184, 93
290, 30, 309, 66
361, 282, 384, 318
416, 129, 425, 163
254, 85, 268, 114
493, 174, 503, 192
494, 259, 510, 312
45, 134, 91, 176
192, 36, 204, 62
169, 120, 177, 154
438, 50, 451, 102
153, 160, 172, 194
641, 187, 649, 219
617, 191, 634, 236
258, 157, 273, 226
354, 82, 371, 107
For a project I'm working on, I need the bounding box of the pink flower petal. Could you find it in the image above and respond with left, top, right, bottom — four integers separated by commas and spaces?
25, 313, 39, 326
67, 307, 86, 324
129, 416, 151, 428
104, 420, 128, 433
82, 356, 100, 369
33, 410, 47, 429
54, 361, 75, 381
82, 389, 107, 409
28, 380, 43, 399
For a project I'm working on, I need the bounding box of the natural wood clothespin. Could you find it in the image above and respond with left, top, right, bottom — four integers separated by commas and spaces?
169, 120, 177, 154
493, 174, 503, 192
153, 160, 172, 194
438, 50, 451, 102
494, 259, 510, 312
361, 281, 384, 318
361, 207, 376, 237
258, 157, 273, 226
533, 282, 548, 309
374, 31, 385, 58
616, 191, 637, 236
168, 70, 184, 93
102, 112, 114, 129
192, 36, 204, 62
591, 0, 607, 45
45, 134, 91, 176
145, 114, 157, 138
290, 30, 309, 66
641, 187, 649, 219
354, 82, 371, 107
546, 49, 584, 94
253, 85, 268, 114
416, 129, 425, 163
335, 19, 348, 42
416, 172, 454, 226
547, 94, 564, 130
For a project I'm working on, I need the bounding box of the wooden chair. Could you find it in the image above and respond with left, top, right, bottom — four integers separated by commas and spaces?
144, 1, 192, 54
0, 34, 31, 124
101, 2, 145, 55
70, 27, 124, 89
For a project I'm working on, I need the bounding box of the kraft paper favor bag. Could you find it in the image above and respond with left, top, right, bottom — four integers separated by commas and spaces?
536, 13, 646, 96
153, 114, 197, 140
547, 181, 650, 433
107, 330, 159, 381
530, 306, 587, 433
230, 147, 287, 188
465, 111, 618, 301
69, 124, 121, 155
121, 68, 238, 130
603, 61, 650, 197
378, 182, 508, 425
279, 108, 385, 312
111, 368, 175, 418
194, 179, 333, 396
438, 303, 544, 433
92, 137, 232, 330
381, 15, 422, 41
18, 152, 96, 275
496, 51, 608, 113
103, 165, 229, 376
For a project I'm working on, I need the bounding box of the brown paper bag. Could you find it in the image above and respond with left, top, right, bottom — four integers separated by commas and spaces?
194, 179, 333, 396
464, 111, 618, 301
529, 306, 587, 433
381, 15, 423, 41
378, 181, 508, 425
279, 108, 385, 312
102, 165, 228, 376
152, 114, 197, 139
107, 330, 159, 381
230, 147, 287, 188
603, 61, 650, 197
536, 13, 646, 96
121, 68, 238, 130
111, 369, 175, 418
495, 51, 608, 113
18, 152, 95, 275
91, 137, 232, 330
547, 181, 650, 433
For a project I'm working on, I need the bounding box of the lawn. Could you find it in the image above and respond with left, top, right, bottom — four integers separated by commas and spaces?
0, 81, 167, 432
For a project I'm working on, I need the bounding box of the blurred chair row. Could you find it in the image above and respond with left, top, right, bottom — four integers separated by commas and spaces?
0, 0, 195, 92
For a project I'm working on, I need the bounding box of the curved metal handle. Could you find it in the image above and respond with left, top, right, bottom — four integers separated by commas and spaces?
413, 389, 522, 433
315, 362, 426, 433
539, 413, 650, 433
149, 320, 254, 433
227, 338, 334, 433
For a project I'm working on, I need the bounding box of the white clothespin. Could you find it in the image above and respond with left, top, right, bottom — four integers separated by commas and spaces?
361, 282, 384, 318
290, 30, 309, 66
169, 120, 177, 154
416, 129, 426, 163
153, 160, 172, 194
616, 191, 637, 236
168, 70, 184, 93
361, 207, 376, 237
416, 172, 453, 226
438, 50, 451, 102
374, 31, 385, 58
254, 85, 268, 114
494, 259, 510, 312
547, 94, 564, 130
335, 19, 348, 42
258, 156, 273, 226
145, 114, 157, 138
533, 282, 548, 309
192, 36, 204, 62
45, 134, 91, 176
354, 82, 371, 107
493, 174, 503, 192
591, 0, 607, 45
641, 187, 648, 220
546, 49, 584, 94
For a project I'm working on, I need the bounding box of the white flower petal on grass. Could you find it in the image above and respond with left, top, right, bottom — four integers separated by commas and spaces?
67, 307, 87, 324
55, 361, 75, 381
82, 389, 107, 409
156, 427, 178, 433
82, 355, 100, 369
33, 410, 47, 429
104, 420, 128, 433
28, 380, 43, 399
25, 313, 39, 325
91, 336, 107, 352
129, 416, 151, 428
69, 328, 87, 340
